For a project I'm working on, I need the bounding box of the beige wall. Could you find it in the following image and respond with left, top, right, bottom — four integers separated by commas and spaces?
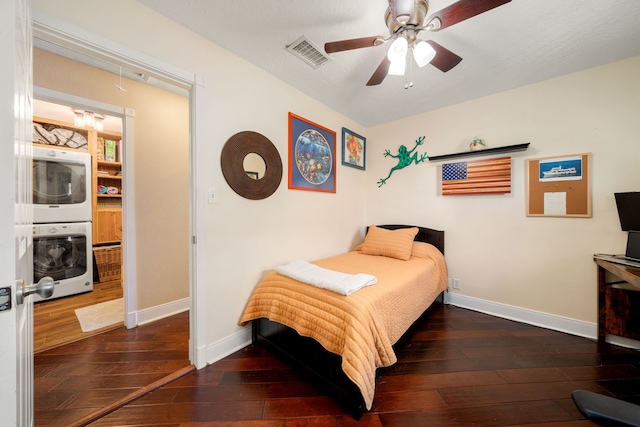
33, 48, 190, 311
31, 0, 640, 352
366, 56, 640, 324
31, 0, 368, 348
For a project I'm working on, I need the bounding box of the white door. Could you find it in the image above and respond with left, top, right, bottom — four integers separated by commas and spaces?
0, 0, 38, 425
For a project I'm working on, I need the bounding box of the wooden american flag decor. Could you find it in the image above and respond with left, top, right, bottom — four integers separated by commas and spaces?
441, 156, 512, 195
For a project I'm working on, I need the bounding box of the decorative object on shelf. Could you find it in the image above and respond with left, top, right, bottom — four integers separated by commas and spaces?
469, 136, 486, 151
526, 153, 591, 217
288, 113, 336, 193
221, 131, 282, 200
429, 142, 530, 162
104, 139, 117, 162
442, 156, 511, 196
341, 127, 366, 170
33, 122, 88, 150
96, 137, 105, 160
378, 135, 428, 187
72, 108, 104, 131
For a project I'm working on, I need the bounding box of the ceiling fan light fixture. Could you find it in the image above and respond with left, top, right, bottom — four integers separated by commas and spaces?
387, 36, 408, 62
388, 57, 406, 76
413, 40, 436, 67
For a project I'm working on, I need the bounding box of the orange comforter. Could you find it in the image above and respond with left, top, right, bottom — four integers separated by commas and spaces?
239, 242, 448, 410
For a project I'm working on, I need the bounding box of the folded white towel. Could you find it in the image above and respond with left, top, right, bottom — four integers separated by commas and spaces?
275, 260, 377, 296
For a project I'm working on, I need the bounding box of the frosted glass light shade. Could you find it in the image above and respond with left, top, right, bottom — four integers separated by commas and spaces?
387, 37, 408, 62
388, 58, 406, 76
83, 111, 94, 128
94, 116, 104, 132
413, 41, 436, 67
74, 112, 84, 128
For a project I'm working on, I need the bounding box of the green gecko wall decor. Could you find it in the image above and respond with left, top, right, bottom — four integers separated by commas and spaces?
377, 136, 428, 187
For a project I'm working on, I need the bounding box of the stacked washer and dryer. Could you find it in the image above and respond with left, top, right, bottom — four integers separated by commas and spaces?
32, 146, 93, 301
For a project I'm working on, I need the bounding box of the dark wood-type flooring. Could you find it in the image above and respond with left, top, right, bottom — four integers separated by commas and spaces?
34, 311, 191, 427
44, 303, 640, 426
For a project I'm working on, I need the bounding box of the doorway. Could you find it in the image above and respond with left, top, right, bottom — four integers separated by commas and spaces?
32, 48, 193, 326
29, 17, 208, 427
32, 97, 126, 351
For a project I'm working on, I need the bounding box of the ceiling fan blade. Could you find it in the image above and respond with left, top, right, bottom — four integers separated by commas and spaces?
366, 57, 391, 86
324, 36, 384, 54
426, 0, 512, 31
424, 40, 462, 72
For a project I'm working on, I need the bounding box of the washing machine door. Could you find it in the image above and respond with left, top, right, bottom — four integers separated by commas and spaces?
33, 156, 88, 205
32, 147, 92, 223
33, 234, 88, 282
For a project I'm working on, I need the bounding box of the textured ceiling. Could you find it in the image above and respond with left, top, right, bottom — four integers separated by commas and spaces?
138, 0, 640, 127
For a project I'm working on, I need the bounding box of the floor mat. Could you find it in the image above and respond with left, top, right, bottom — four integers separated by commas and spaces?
74, 298, 124, 332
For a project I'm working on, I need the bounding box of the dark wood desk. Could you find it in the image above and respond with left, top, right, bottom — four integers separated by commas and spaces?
596, 258, 640, 343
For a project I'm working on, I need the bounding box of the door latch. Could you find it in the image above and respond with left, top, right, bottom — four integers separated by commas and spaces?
0, 287, 11, 311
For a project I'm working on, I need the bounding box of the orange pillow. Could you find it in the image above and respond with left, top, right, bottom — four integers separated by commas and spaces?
411, 241, 439, 260
360, 226, 418, 261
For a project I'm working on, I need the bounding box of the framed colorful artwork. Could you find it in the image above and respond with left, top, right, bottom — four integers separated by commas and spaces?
288, 112, 336, 193
341, 127, 366, 170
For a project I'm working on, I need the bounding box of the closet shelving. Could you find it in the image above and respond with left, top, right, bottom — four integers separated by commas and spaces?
94, 132, 123, 245
33, 116, 123, 246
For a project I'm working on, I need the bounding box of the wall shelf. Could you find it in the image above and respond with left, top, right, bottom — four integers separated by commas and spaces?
428, 142, 530, 162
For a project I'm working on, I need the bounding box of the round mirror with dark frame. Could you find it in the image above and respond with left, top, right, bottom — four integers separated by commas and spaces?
221, 131, 282, 200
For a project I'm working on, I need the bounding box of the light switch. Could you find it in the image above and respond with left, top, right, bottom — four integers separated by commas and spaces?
208, 188, 218, 204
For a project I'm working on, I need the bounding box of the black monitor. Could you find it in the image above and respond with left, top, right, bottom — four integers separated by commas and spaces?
614, 192, 640, 231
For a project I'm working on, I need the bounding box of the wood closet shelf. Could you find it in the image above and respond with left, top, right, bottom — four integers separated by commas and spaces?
428, 142, 530, 161
32, 116, 123, 248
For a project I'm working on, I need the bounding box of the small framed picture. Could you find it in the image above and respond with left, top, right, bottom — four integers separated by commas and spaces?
288, 112, 336, 193
341, 127, 366, 170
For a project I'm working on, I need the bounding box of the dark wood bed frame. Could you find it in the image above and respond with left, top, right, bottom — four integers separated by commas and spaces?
251, 225, 445, 419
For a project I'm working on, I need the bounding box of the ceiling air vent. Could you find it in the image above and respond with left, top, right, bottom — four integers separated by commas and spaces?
285, 36, 330, 69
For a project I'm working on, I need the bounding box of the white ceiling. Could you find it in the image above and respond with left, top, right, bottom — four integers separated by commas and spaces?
136, 0, 640, 127
138, 0, 640, 127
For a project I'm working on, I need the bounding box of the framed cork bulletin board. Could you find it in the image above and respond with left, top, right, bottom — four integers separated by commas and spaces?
526, 153, 591, 217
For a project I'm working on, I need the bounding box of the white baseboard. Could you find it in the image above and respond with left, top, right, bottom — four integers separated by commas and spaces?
201, 294, 640, 368
444, 292, 597, 340
131, 297, 190, 326
206, 328, 252, 365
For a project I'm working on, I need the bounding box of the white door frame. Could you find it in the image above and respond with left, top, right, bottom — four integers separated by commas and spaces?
31, 11, 208, 368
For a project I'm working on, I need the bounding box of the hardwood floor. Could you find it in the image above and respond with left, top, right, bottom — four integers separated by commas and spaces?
34, 311, 190, 427
75, 303, 640, 426
34, 279, 124, 353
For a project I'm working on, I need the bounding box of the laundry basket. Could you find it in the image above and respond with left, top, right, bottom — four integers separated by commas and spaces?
93, 245, 122, 282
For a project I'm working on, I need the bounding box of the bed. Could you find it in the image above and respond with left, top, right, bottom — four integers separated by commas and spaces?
239, 224, 447, 418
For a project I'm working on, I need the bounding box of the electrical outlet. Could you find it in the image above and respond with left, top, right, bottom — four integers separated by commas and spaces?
452, 278, 461, 290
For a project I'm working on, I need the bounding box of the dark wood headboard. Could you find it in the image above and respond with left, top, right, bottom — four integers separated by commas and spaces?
369, 224, 445, 255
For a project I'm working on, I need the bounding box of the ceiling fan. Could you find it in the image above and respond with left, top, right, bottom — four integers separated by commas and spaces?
324, 0, 512, 87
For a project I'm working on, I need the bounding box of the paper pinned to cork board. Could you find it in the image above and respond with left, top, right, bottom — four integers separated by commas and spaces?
544, 192, 567, 215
